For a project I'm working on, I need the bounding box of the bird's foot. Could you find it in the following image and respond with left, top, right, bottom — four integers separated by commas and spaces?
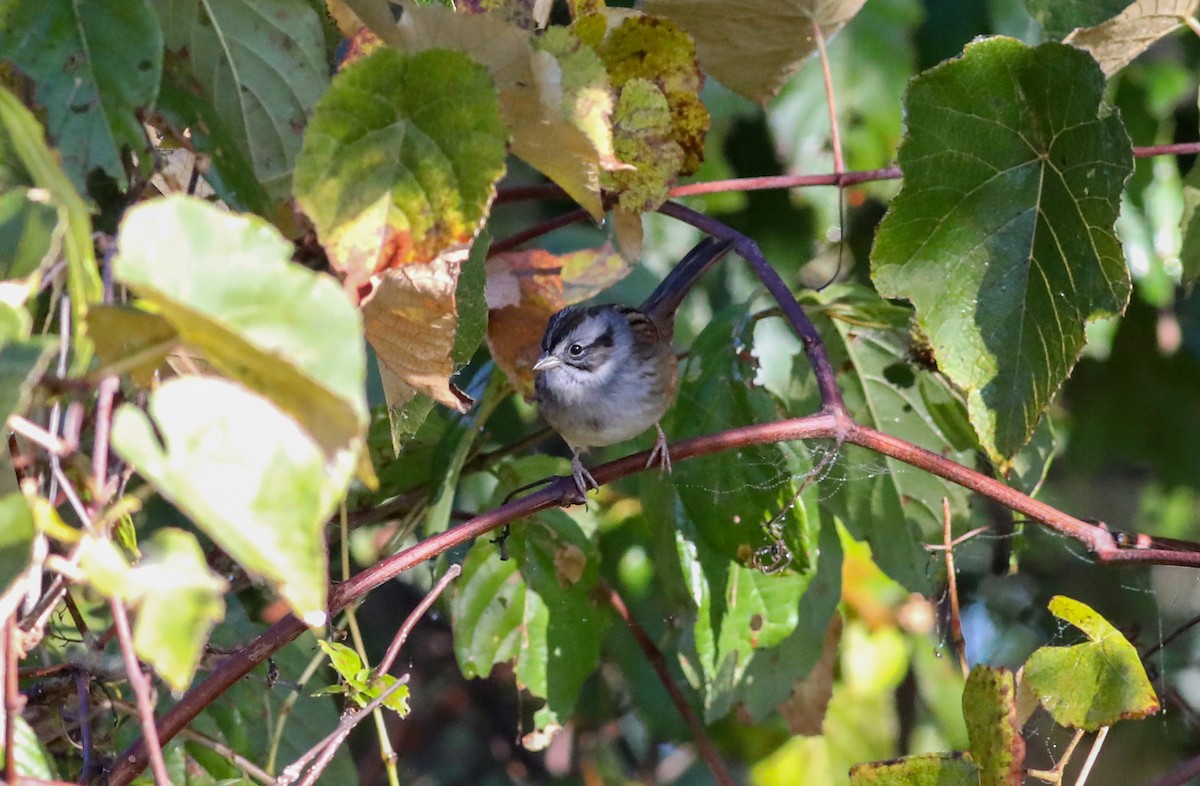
645, 423, 672, 476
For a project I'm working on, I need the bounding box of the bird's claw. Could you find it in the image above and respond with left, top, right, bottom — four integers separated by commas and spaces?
645, 423, 672, 476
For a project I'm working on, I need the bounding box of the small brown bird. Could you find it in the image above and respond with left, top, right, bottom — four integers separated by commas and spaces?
533, 237, 735, 498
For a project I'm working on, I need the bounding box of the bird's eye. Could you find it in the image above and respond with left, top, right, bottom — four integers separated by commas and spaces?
568, 343, 584, 357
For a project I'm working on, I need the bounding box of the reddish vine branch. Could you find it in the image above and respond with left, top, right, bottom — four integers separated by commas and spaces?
601, 581, 736, 786
109, 203, 1200, 782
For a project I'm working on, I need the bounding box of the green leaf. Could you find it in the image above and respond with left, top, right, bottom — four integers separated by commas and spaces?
153, 0, 330, 201
154, 54, 274, 216
111, 376, 346, 626
871, 38, 1132, 463
113, 195, 368, 466
0, 87, 102, 366
1, 714, 59, 780
294, 47, 507, 287
317, 640, 411, 715
130, 528, 228, 691
190, 599, 357, 784
849, 753, 979, 786
1180, 157, 1200, 283
0, 189, 56, 286
0, 334, 57, 431
452, 507, 611, 729
735, 513, 843, 722
668, 306, 814, 563
963, 666, 1024, 786
1024, 595, 1160, 731
0, 0, 161, 189
1024, 0, 1127, 39
789, 285, 974, 592
0, 493, 33, 598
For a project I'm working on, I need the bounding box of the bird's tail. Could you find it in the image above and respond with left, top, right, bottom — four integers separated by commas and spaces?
639, 236, 736, 328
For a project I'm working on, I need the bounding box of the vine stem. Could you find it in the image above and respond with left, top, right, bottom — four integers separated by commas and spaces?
277, 564, 460, 786
106, 402, 1200, 784
600, 581, 736, 786
494, 142, 1200, 205
110, 598, 171, 786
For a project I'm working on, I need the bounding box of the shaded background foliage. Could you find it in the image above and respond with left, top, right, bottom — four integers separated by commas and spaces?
0, 0, 1199, 784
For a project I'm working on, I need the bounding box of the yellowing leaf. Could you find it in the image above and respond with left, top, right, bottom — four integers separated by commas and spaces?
1064, 0, 1199, 76
644, 0, 867, 103
295, 46, 507, 290
1024, 595, 1159, 731
363, 252, 474, 414
384, 2, 621, 219
603, 78, 685, 211
113, 196, 368, 473
597, 14, 709, 175
111, 376, 348, 626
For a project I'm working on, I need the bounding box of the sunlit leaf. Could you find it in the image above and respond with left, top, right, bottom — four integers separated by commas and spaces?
153, 0, 329, 201
374, 1, 621, 218
644, 0, 867, 104
1024, 595, 1159, 730
1064, 0, 1198, 76
111, 376, 347, 626
0, 88, 101, 366
363, 252, 473, 415
0, 0, 160, 189
294, 46, 507, 289
129, 529, 228, 691
452, 499, 610, 731
963, 666, 1024, 786
317, 641, 411, 715
872, 38, 1132, 463
113, 195, 368, 469
0, 493, 33, 598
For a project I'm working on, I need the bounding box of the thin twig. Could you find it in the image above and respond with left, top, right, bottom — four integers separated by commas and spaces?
659, 201, 849, 415
90, 375, 119, 518
493, 143, 1200, 205
338, 503, 400, 786
7, 416, 72, 457
600, 581, 735, 786
110, 599, 171, 786
811, 20, 844, 176
110, 696, 273, 785
5, 613, 20, 784
377, 563, 462, 677
280, 565, 460, 786
285, 675, 412, 786
1149, 749, 1200, 786
105, 405, 1200, 784
488, 207, 591, 256
941, 498, 969, 679
1072, 726, 1109, 786
75, 669, 94, 783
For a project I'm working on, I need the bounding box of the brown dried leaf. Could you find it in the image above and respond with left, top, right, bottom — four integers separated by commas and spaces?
485, 243, 630, 395
363, 250, 474, 413
1064, 0, 1199, 76
777, 613, 842, 735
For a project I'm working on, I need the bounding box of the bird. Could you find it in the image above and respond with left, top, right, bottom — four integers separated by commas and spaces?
533, 236, 736, 500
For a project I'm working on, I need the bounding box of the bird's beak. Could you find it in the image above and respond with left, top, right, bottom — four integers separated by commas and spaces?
533, 354, 561, 372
